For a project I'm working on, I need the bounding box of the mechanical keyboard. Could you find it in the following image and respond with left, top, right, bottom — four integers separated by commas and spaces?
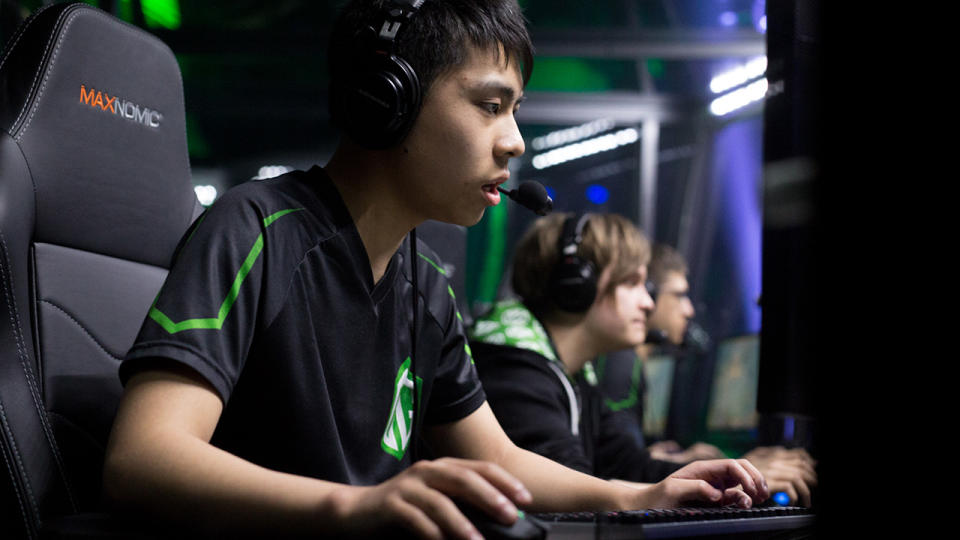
532, 506, 815, 539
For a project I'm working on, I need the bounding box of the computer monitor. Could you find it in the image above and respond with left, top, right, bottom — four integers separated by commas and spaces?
640, 353, 675, 440
705, 334, 760, 432
756, 0, 820, 453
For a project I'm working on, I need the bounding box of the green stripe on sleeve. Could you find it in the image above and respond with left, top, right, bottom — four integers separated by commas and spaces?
217, 234, 264, 321
149, 208, 302, 334
263, 208, 302, 227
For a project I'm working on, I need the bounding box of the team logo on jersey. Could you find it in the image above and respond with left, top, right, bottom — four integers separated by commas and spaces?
381, 357, 422, 460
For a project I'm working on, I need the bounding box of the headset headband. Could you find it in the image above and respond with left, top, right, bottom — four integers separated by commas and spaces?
373, 0, 424, 51
549, 213, 598, 313
559, 213, 592, 256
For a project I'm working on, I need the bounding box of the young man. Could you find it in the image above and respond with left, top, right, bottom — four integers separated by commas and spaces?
599, 244, 728, 464
598, 244, 816, 506
103, 2, 769, 538
470, 213, 694, 485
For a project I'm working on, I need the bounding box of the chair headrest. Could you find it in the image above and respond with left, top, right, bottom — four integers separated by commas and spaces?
0, 2, 198, 267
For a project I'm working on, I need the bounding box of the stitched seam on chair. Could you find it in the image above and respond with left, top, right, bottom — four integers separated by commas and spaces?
14, 8, 78, 141
0, 231, 77, 511
0, 15, 29, 73
0, 402, 36, 539
0, 1, 64, 73
0, 4, 60, 138
38, 299, 122, 361
0, 236, 41, 523
10, 7, 73, 136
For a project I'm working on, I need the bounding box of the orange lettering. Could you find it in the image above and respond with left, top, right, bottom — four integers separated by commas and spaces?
79, 84, 96, 106
103, 94, 117, 112
92, 91, 104, 110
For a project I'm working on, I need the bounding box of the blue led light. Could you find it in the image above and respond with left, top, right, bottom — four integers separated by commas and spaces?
586, 184, 609, 204
784, 417, 795, 441
752, 0, 767, 34
545, 186, 557, 201
772, 492, 790, 506
719, 11, 738, 27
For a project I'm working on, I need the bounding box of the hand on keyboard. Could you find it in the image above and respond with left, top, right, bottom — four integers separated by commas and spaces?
742, 446, 817, 507
636, 459, 771, 509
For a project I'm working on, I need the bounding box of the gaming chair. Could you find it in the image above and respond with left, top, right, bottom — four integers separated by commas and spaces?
0, 3, 202, 537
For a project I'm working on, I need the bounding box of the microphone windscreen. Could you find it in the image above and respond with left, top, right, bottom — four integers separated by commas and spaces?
516, 181, 553, 216
645, 329, 668, 345
681, 321, 712, 354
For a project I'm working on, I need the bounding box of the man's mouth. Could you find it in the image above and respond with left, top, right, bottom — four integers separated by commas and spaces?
482, 183, 501, 205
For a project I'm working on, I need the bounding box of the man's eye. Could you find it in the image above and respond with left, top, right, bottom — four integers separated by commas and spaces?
481, 102, 501, 114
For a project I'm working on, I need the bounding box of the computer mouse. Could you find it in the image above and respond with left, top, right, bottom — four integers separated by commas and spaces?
455, 500, 548, 540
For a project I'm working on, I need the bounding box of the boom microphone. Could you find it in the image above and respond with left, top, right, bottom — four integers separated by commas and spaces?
681, 321, 712, 354
645, 329, 669, 345
498, 181, 553, 216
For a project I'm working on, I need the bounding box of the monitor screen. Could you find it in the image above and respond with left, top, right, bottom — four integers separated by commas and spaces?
705, 334, 760, 431
641, 353, 675, 439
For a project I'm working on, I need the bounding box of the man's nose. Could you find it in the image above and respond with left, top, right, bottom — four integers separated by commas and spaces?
496, 115, 525, 159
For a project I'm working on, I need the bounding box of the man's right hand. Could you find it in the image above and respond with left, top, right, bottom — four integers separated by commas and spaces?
742, 447, 817, 507
636, 459, 770, 509
332, 457, 533, 540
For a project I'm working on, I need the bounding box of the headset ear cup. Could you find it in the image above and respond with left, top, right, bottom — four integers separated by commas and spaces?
645, 280, 658, 303
549, 255, 598, 313
332, 53, 421, 149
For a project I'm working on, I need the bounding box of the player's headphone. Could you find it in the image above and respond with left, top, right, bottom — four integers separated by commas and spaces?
548, 214, 598, 313
645, 280, 659, 301
642, 279, 673, 345
329, 0, 425, 149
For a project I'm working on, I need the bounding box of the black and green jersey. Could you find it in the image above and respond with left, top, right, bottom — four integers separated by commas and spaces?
594, 347, 648, 448
469, 301, 681, 483
121, 166, 485, 485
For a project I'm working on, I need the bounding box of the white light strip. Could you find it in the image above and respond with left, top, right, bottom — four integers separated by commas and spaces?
531, 118, 616, 151
532, 128, 639, 170
709, 78, 768, 116
709, 56, 767, 94
254, 165, 293, 180
194, 184, 218, 206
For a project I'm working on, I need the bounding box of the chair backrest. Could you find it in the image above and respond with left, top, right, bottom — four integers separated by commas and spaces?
0, 3, 201, 537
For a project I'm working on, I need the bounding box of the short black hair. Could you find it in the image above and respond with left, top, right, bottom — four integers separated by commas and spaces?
329, 0, 534, 98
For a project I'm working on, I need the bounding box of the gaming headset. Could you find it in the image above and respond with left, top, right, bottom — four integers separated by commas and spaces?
645, 280, 659, 301
329, 0, 425, 149
548, 214, 598, 313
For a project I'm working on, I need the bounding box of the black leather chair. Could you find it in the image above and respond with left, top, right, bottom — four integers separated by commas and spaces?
0, 3, 202, 537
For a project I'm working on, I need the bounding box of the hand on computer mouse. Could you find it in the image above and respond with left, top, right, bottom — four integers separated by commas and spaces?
454, 499, 548, 540
332, 457, 533, 540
